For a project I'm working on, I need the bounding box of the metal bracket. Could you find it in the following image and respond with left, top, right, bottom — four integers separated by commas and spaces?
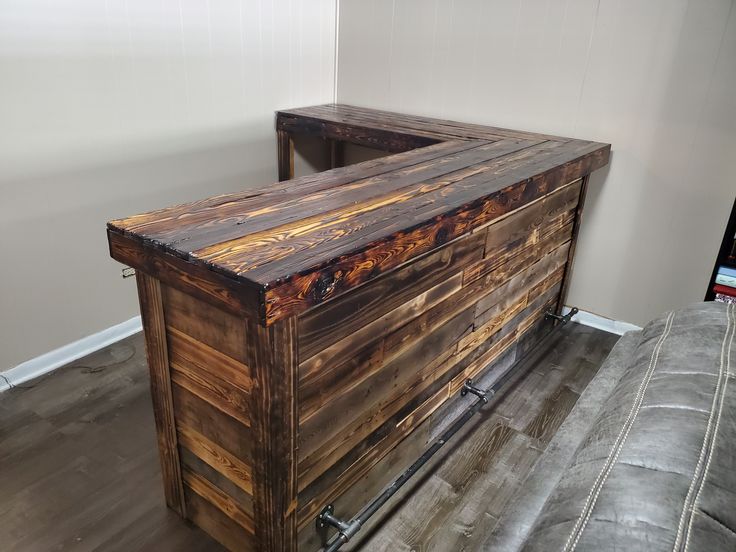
461, 379, 489, 403
317, 504, 361, 550
544, 307, 578, 324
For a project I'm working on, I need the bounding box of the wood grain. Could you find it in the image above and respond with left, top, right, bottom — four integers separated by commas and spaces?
109, 104, 609, 326
162, 284, 249, 364
168, 328, 251, 427
178, 424, 253, 495
185, 488, 254, 551
277, 129, 294, 182
298, 230, 485, 361
246, 317, 299, 552
135, 272, 187, 517
171, 382, 252, 465
557, 174, 590, 313
108, 103, 611, 551
183, 469, 255, 533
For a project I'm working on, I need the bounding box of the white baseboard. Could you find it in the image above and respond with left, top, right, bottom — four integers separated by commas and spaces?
0, 316, 142, 392
562, 306, 641, 336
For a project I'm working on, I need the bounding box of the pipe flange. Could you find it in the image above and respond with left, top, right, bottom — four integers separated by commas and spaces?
317, 504, 334, 530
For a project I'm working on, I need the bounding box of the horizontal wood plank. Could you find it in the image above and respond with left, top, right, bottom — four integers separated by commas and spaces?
296, 290, 556, 526
183, 469, 254, 534
167, 328, 251, 427
171, 382, 252, 466
162, 285, 249, 365
108, 230, 260, 319
298, 230, 485, 360
185, 487, 255, 551
178, 424, 253, 495
180, 447, 254, 518
109, 105, 608, 325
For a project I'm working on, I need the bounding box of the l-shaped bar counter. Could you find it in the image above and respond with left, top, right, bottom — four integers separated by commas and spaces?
107, 104, 610, 551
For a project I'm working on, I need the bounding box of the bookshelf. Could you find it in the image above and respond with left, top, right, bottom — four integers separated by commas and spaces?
705, 196, 736, 302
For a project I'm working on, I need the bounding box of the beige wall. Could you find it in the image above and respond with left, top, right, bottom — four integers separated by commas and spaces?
0, 0, 336, 371
337, 0, 736, 326
3, 1, 735, 372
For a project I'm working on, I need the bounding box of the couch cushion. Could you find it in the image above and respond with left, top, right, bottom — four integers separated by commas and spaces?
519, 302, 736, 552
485, 328, 640, 550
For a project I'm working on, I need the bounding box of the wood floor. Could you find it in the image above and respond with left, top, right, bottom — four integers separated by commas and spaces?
0, 323, 618, 552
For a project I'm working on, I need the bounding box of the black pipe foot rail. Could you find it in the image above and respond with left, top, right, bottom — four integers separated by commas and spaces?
315, 307, 579, 552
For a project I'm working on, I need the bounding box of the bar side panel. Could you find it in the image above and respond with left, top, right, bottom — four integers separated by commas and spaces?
160, 283, 257, 549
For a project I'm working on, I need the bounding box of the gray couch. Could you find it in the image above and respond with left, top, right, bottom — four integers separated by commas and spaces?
486, 302, 736, 551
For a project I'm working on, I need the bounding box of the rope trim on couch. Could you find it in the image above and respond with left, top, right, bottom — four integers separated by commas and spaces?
563, 310, 676, 552
678, 303, 735, 552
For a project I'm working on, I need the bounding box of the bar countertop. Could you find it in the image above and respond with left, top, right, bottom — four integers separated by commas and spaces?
108, 104, 610, 325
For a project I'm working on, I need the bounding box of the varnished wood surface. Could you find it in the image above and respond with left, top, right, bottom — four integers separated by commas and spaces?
0, 324, 617, 551
108, 104, 610, 325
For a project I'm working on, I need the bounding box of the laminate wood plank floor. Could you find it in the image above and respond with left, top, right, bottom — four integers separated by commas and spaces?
0, 323, 618, 552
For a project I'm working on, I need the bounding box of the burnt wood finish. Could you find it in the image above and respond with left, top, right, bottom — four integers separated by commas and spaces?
106, 104, 610, 551
246, 317, 299, 552
278, 129, 295, 182
109, 104, 609, 327
135, 272, 187, 517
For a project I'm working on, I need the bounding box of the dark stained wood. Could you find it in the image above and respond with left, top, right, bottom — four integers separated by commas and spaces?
296, 228, 571, 447
162, 284, 250, 365
249, 141, 608, 324
185, 488, 254, 551
177, 424, 253, 495
246, 317, 299, 552
482, 178, 580, 261
294, 279, 561, 520
277, 112, 442, 153
278, 129, 295, 181
111, 139, 477, 240
171, 140, 530, 257
104, 103, 611, 551
171, 382, 252, 466
168, 329, 251, 427
183, 469, 255, 533
283, 104, 576, 144
180, 447, 255, 517
298, 307, 475, 483
135, 272, 187, 517
298, 230, 486, 361
108, 229, 261, 320
557, 174, 590, 313
109, 104, 609, 326
329, 139, 345, 169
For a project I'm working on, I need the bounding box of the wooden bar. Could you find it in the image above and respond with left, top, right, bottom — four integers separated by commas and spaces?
107, 104, 610, 551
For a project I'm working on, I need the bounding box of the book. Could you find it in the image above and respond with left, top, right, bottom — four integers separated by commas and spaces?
716, 293, 736, 304
715, 273, 736, 287
714, 284, 736, 297
717, 265, 736, 278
